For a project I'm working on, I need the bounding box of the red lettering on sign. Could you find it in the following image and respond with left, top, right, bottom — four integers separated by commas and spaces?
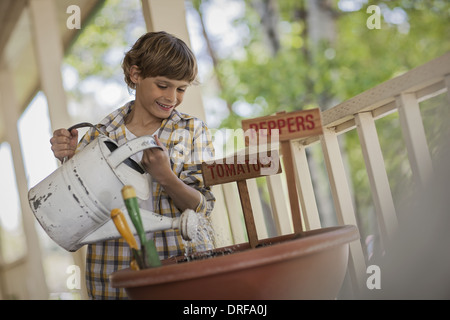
305, 114, 315, 129
217, 165, 224, 177
287, 117, 295, 133
268, 120, 277, 132
241, 108, 322, 143
295, 115, 304, 131
277, 118, 285, 134
224, 164, 236, 176
262, 121, 268, 130
207, 165, 215, 179
249, 123, 258, 133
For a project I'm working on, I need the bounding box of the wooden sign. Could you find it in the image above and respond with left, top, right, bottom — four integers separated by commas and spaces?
241, 108, 323, 142
241, 109, 323, 235
202, 151, 281, 248
201, 151, 281, 187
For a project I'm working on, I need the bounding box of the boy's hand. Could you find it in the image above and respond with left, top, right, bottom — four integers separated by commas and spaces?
140, 135, 173, 183
50, 128, 79, 162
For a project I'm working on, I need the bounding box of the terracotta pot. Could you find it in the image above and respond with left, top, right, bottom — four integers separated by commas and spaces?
110, 225, 359, 300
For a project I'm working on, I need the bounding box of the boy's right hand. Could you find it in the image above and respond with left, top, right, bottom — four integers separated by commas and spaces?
50, 128, 79, 162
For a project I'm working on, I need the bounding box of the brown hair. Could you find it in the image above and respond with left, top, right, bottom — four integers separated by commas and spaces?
122, 31, 198, 90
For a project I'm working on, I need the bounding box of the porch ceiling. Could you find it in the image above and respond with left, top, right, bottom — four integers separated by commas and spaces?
0, 0, 105, 143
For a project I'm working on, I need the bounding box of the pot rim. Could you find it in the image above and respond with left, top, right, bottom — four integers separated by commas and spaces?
110, 225, 359, 289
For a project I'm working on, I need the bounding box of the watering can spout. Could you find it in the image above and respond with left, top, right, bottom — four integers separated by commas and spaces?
79, 209, 197, 247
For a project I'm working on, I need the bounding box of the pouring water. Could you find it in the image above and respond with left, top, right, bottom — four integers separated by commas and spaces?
182, 212, 216, 260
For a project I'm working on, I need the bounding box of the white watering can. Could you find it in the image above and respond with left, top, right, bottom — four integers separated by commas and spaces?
28, 134, 196, 252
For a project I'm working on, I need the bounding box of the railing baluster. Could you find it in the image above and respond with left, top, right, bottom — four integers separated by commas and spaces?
281, 140, 304, 233
266, 174, 293, 235
209, 185, 234, 247
396, 93, 434, 186
247, 178, 269, 239
292, 141, 321, 230
222, 183, 247, 244
355, 112, 398, 243
320, 128, 357, 226
320, 128, 366, 291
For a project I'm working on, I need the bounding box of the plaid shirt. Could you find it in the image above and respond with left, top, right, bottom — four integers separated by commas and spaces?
76, 101, 216, 299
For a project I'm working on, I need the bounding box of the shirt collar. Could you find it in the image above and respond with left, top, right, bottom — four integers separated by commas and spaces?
98, 100, 194, 132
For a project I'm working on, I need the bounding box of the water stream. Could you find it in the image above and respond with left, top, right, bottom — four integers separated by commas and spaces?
182, 212, 218, 262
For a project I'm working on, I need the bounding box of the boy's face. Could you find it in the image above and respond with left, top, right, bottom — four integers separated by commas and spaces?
135, 75, 189, 120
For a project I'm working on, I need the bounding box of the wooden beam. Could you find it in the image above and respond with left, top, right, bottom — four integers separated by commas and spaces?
0, 0, 27, 60
29, 0, 71, 129
0, 67, 49, 299
28, 0, 89, 299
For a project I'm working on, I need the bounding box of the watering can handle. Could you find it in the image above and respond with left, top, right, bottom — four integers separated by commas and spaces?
107, 135, 163, 169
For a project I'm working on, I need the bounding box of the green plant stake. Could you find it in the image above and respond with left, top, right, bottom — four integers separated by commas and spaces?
121, 185, 161, 268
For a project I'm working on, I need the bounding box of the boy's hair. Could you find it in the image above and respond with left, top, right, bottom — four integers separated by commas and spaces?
122, 31, 198, 90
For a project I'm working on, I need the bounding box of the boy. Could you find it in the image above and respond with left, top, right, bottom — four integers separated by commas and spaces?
50, 31, 216, 299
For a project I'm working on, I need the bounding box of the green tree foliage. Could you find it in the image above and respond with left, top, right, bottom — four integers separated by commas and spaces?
63, 0, 147, 120
65, 0, 145, 80
209, 0, 450, 127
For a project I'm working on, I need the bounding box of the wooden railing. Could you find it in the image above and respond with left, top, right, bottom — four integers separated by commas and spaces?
210, 52, 450, 295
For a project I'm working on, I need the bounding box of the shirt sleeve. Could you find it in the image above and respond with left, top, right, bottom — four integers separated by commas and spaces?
178, 119, 216, 217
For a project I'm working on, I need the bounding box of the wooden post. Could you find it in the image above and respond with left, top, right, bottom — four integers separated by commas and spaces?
292, 142, 321, 230
0, 68, 49, 299
281, 140, 304, 233
320, 127, 366, 292
396, 93, 433, 187
355, 112, 398, 242
266, 174, 293, 235
209, 185, 234, 247
29, 0, 71, 129
29, 0, 89, 299
247, 179, 269, 239
237, 180, 259, 248
222, 183, 248, 244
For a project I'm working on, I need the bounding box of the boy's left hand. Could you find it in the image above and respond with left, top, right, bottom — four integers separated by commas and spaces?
140, 135, 173, 183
